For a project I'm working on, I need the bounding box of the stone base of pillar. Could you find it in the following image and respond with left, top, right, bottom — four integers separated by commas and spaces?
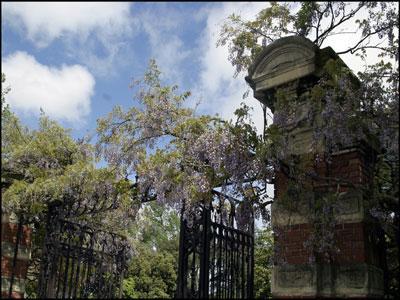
1, 213, 32, 299
272, 263, 384, 298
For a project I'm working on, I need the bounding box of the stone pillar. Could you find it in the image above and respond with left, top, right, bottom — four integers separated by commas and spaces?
246, 36, 384, 298
1, 213, 32, 299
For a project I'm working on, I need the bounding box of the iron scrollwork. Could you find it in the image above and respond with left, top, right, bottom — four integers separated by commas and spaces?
37, 204, 131, 299
176, 196, 254, 299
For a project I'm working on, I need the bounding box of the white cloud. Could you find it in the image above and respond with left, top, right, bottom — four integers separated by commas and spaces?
2, 51, 95, 123
315, 3, 383, 74
199, 3, 266, 94
138, 8, 191, 86
193, 2, 396, 207
190, 3, 275, 206
2, 2, 135, 77
194, 3, 269, 133
2, 2, 132, 47
194, 2, 394, 134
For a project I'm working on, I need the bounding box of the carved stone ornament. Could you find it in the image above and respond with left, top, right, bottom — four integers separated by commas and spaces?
246, 36, 318, 96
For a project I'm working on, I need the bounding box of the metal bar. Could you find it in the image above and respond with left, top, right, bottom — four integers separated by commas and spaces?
236, 235, 240, 299
227, 201, 235, 298
229, 233, 235, 298
92, 259, 101, 298
176, 198, 254, 299
79, 253, 89, 298
211, 224, 216, 299
55, 254, 64, 298
217, 221, 222, 298
93, 256, 101, 298
190, 236, 196, 296
223, 225, 228, 299
226, 229, 230, 299
61, 231, 71, 298
226, 229, 231, 299
205, 208, 211, 299
235, 235, 238, 299
36, 211, 129, 299
249, 217, 255, 299
8, 217, 23, 298
118, 247, 126, 298
83, 233, 95, 298
241, 234, 245, 299
246, 236, 251, 298
73, 232, 85, 298
97, 242, 106, 298
37, 208, 55, 298
236, 234, 240, 298
47, 210, 63, 298
67, 243, 76, 298
199, 207, 210, 299
176, 204, 187, 298
107, 258, 114, 298
210, 221, 253, 239
232, 231, 236, 298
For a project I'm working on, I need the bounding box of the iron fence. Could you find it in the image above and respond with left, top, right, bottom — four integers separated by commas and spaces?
176, 197, 254, 299
36, 206, 130, 299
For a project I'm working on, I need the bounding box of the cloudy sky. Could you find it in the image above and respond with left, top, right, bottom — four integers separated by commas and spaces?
1, 2, 381, 140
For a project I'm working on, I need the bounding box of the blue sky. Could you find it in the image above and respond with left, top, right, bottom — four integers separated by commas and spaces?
2, 2, 384, 142
2, 2, 390, 229
2, 2, 272, 141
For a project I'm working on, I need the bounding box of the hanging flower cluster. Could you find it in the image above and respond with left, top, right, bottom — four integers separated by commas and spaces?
96, 60, 273, 224
1, 111, 135, 231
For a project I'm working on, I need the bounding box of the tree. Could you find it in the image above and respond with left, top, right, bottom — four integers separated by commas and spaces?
254, 226, 274, 299
123, 202, 180, 298
1, 73, 138, 297
95, 59, 273, 228
218, 1, 399, 297
123, 246, 177, 299
1, 74, 137, 230
218, 2, 398, 77
129, 201, 180, 253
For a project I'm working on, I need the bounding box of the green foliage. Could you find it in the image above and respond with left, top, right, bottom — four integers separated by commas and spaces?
1, 73, 11, 114
218, 2, 399, 297
1, 75, 135, 234
254, 226, 273, 299
217, 2, 295, 77
123, 202, 180, 298
294, 2, 318, 36
123, 247, 177, 299
131, 202, 180, 253
96, 60, 271, 224
2, 2, 398, 294
218, 2, 398, 77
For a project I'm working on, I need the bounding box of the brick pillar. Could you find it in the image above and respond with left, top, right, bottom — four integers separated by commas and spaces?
245, 36, 384, 298
272, 146, 383, 298
1, 213, 32, 299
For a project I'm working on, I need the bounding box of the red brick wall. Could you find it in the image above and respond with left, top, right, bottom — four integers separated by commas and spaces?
2, 222, 32, 246
1, 214, 32, 299
274, 147, 377, 267
275, 224, 313, 265
276, 221, 381, 268
275, 148, 374, 198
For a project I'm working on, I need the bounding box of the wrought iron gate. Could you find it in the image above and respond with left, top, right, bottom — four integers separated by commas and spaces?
37, 205, 130, 299
176, 197, 254, 299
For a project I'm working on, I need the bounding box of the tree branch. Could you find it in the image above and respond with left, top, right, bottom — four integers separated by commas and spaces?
314, 3, 365, 46
336, 24, 395, 55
